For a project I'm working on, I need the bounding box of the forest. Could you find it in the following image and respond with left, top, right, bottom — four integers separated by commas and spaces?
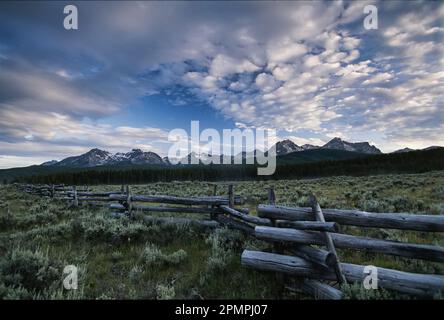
7, 148, 444, 185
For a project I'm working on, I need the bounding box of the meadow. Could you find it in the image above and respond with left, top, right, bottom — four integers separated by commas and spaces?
0, 170, 443, 299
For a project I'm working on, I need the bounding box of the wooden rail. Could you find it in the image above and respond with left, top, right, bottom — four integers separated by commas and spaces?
258, 204, 444, 232
242, 250, 444, 297
17, 183, 444, 299
255, 226, 444, 262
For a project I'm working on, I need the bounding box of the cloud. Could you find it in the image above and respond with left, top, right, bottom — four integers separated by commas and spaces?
0, 1, 443, 168
363, 72, 394, 85
0, 106, 170, 165
210, 54, 260, 77
255, 73, 280, 93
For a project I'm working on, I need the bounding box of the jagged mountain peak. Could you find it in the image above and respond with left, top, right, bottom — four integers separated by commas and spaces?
274, 139, 303, 155
88, 148, 109, 154
393, 148, 415, 153
47, 148, 165, 167
323, 137, 382, 154
41, 160, 58, 166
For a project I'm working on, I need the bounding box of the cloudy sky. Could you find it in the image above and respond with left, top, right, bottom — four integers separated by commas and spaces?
0, 1, 443, 168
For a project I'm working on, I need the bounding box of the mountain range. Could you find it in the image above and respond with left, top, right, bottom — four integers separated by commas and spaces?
36, 137, 438, 168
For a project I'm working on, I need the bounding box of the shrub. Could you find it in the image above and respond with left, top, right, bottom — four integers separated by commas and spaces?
206, 228, 244, 253
128, 265, 143, 283
430, 203, 444, 215
0, 208, 15, 230
203, 228, 243, 273
0, 283, 33, 300
81, 215, 148, 243
387, 196, 417, 212
341, 282, 395, 300
141, 243, 188, 267
111, 250, 123, 262
156, 283, 175, 300
167, 249, 187, 265
0, 248, 61, 294
141, 244, 164, 266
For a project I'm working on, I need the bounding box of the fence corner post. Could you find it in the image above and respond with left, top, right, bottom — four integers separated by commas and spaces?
310, 193, 346, 284
73, 186, 78, 207
211, 184, 218, 220
268, 187, 276, 205
126, 185, 133, 218
228, 184, 234, 208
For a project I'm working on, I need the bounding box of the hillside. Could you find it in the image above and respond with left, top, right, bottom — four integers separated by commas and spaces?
276, 148, 366, 164
0, 149, 365, 183
3, 147, 444, 185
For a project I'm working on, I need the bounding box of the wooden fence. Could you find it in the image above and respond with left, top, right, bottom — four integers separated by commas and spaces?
16, 183, 444, 299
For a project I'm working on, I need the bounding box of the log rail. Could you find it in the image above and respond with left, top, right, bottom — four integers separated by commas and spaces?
16, 183, 444, 299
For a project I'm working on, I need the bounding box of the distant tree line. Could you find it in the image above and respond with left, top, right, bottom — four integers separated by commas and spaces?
11, 148, 444, 185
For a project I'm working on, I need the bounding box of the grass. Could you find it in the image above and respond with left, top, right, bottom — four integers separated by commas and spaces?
0, 170, 443, 299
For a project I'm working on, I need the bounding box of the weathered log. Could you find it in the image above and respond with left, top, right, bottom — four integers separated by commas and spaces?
54, 196, 73, 201
143, 215, 219, 228
77, 197, 114, 202
109, 194, 244, 205
216, 214, 254, 235
219, 205, 271, 225
241, 250, 444, 297
258, 205, 444, 232
268, 187, 276, 205
66, 191, 121, 197
255, 226, 444, 262
72, 186, 78, 207
218, 206, 338, 231
287, 245, 335, 269
275, 220, 339, 232
310, 194, 346, 284
288, 279, 343, 300
237, 208, 250, 215
228, 184, 234, 208
110, 203, 217, 214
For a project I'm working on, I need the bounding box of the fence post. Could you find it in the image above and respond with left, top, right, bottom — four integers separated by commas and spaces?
310, 194, 346, 284
51, 184, 55, 199
213, 184, 217, 197
228, 184, 234, 208
268, 187, 276, 205
211, 184, 217, 220
126, 185, 133, 218
73, 186, 78, 207
268, 187, 280, 252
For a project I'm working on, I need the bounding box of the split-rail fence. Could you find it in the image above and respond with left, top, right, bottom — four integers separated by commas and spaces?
17, 183, 444, 299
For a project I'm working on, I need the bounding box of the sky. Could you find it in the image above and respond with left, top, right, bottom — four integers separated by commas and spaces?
0, 1, 443, 168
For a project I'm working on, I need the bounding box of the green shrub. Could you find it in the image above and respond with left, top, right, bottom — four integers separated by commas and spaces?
0, 283, 33, 300
156, 283, 175, 300
111, 250, 124, 262
0, 208, 15, 230
341, 282, 395, 300
141, 243, 188, 267
203, 228, 243, 273
128, 265, 143, 283
81, 215, 148, 243
0, 248, 61, 294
